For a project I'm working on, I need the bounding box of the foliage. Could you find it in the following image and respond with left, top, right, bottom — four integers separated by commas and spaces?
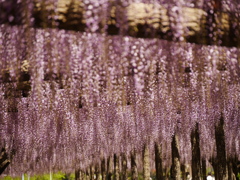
0, 172, 73, 180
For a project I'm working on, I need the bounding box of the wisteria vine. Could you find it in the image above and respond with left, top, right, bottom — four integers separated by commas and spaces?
0, 0, 240, 176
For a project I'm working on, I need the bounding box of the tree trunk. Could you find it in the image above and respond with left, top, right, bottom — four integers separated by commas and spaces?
101, 158, 106, 180
0, 161, 9, 176
0, 148, 10, 175
209, 157, 218, 180
121, 153, 127, 180
155, 143, 164, 180
171, 135, 181, 180
114, 154, 120, 180
131, 149, 138, 180
107, 156, 113, 180
202, 159, 207, 180
143, 144, 150, 180
86, 169, 90, 180
227, 158, 237, 180
229, 157, 239, 180
181, 164, 187, 180
95, 165, 100, 180
81, 170, 85, 180
164, 167, 171, 180
75, 169, 80, 180
215, 116, 228, 180
191, 123, 202, 180
90, 166, 94, 180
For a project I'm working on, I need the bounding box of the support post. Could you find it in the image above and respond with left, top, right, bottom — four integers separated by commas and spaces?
143, 144, 150, 180
107, 156, 113, 180
121, 153, 127, 180
101, 158, 106, 180
171, 135, 181, 180
114, 154, 120, 180
131, 149, 138, 180
202, 159, 207, 180
191, 123, 202, 180
214, 116, 228, 180
155, 143, 164, 180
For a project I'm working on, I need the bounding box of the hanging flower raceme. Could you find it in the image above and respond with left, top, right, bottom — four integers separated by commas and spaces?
0, 0, 239, 176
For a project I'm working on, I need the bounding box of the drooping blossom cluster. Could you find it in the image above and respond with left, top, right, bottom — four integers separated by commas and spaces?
0, 24, 239, 175
0, 0, 240, 176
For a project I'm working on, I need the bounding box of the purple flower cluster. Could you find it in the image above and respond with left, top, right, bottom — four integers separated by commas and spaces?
0, 24, 239, 175
0, 0, 239, 176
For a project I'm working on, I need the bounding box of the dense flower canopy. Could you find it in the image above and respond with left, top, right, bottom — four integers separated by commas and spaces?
0, 0, 239, 176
